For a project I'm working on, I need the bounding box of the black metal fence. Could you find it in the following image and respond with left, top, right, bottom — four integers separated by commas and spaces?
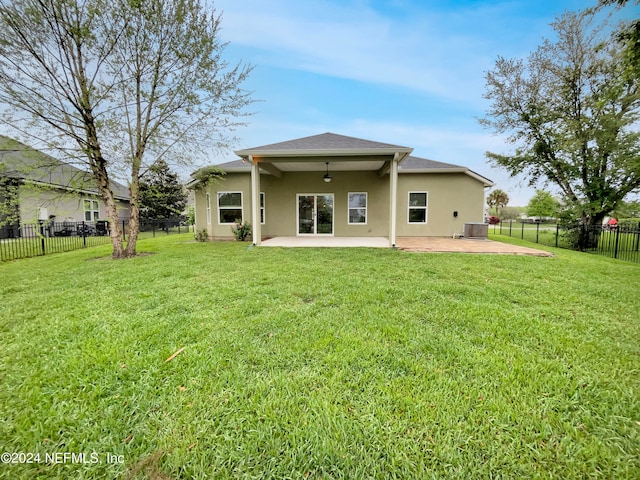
0, 218, 192, 261
491, 220, 640, 264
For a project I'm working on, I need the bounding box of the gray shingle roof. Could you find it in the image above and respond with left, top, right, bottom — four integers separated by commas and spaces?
0, 135, 129, 200
236, 132, 411, 154
399, 156, 464, 170
216, 159, 250, 170
196, 135, 493, 187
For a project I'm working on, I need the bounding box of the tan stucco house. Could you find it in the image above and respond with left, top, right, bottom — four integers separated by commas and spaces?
0, 135, 130, 237
190, 133, 493, 247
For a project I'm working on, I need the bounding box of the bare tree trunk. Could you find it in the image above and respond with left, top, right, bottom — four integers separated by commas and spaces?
105, 195, 124, 258
92, 162, 125, 258
577, 212, 606, 250
84, 130, 126, 258
124, 181, 139, 258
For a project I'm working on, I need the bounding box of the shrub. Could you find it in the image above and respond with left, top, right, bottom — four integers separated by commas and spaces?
231, 219, 251, 241
194, 229, 208, 242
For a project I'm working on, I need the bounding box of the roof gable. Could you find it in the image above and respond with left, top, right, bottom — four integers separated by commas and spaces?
400, 155, 493, 186
236, 132, 412, 157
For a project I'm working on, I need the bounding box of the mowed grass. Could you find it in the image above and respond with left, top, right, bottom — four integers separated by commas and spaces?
1, 235, 639, 479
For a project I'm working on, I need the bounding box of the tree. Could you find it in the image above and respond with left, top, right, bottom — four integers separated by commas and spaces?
0, 0, 253, 258
613, 199, 640, 219
498, 206, 525, 221
139, 160, 187, 220
480, 10, 640, 237
0, 167, 19, 229
526, 190, 559, 219
598, 1, 640, 89
486, 189, 509, 216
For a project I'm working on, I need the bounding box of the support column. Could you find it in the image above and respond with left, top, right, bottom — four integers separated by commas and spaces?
389, 153, 399, 248
250, 155, 261, 245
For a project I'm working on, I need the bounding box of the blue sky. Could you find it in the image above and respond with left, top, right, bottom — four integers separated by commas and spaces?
212, 0, 638, 206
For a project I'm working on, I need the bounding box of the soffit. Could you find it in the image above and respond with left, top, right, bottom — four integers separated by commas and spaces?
258, 154, 395, 172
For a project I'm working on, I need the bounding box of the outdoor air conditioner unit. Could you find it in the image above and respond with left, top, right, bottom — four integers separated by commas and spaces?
464, 223, 489, 239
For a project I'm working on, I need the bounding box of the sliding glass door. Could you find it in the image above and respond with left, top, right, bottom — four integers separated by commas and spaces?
297, 194, 334, 235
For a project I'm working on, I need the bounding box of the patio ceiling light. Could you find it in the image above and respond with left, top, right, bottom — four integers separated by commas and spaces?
323, 162, 332, 183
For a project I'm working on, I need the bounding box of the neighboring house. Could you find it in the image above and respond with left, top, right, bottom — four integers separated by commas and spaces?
0, 135, 130, 237
190, 132, 494, 247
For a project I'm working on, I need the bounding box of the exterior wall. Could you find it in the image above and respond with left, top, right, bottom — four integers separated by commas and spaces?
396, 173, 485, 237
194, 173, 252, 239
17, 184, 130, 224
193, 170, 486, 239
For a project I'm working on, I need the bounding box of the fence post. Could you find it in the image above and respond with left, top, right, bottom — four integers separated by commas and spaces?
81, 221, 87, 247
614, 225, 620, 259
536, 222, 540, 243
636, 222, 640, 252
555, 223, 559, 248
509, 220, 513, 237
521, 222, 524, 240
122, 220, 126, 241
39, 220, 46, 256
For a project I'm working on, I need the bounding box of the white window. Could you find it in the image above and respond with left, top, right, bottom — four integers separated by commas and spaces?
84, 199, 99, 221
348, 192, 367, 224
218, 192, 243, 224
206, 193, 211, 225
408, 192, 428, 224
260, 192, 265, 224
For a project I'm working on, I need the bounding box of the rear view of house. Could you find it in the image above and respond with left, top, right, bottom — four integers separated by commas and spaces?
190, 133, 493, 246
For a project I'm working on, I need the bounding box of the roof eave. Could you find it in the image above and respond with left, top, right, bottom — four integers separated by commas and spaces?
235, 147, 413, 159
399, 167, 468, 174
212, 166, 251, 174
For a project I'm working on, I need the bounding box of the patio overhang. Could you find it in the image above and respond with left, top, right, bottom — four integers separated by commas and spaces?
235, 151, 413, 176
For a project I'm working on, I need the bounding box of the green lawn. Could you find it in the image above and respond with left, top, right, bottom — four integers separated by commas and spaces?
1, 235, 639, 479
490, 222, 564, 247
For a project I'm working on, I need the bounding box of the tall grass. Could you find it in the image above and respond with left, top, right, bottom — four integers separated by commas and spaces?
1, 235, 638, 479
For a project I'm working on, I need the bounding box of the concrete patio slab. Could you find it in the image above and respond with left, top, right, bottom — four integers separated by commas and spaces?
259, 236, 553, 256
260, 237, 389, 248
396, 237, 554, 256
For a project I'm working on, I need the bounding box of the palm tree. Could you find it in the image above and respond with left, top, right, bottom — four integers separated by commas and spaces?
487, 189, 509, 216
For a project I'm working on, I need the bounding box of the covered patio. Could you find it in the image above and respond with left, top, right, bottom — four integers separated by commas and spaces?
235, 133, 414, 247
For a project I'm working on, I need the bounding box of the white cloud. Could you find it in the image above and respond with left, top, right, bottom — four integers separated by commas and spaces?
214, 0, 513, 105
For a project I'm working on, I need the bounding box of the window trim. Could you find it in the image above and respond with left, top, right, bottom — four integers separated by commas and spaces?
347, 192, 367, 225
206, 193, 211, 225
84, 198, 99, 222
217, 191, 243, 225
407, 191, 428, 224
